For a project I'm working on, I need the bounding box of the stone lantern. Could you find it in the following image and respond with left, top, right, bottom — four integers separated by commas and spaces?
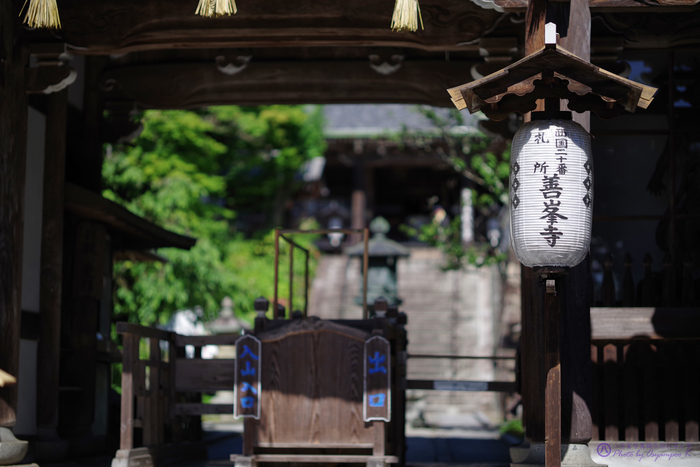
345, 217, 410, 311
205, 296, 246, 335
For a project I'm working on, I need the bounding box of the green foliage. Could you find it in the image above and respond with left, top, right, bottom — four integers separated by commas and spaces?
103, 106, 325, 327
398, 106, 511, 270
401, 217, 506, 270
498, 418, 525, 438
406, 106, 510, 210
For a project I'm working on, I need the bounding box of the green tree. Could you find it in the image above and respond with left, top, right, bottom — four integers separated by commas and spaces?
103, 106, 325, 326
399, 106, 510, 269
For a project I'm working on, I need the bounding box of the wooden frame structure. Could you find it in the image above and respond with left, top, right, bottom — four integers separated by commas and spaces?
272, 228, 370, 318
114, 302, 407, 467
1, 0, 700, 465
231, 318, 403, 467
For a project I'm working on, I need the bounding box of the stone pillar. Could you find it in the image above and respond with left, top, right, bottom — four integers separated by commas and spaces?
351, 160, 367, 244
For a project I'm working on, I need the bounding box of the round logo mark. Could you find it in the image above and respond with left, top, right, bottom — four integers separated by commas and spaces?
597, 443, 612, 457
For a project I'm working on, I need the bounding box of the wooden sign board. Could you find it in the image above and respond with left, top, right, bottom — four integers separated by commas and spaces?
364, 336, 391, 422
234, 334, 262, 419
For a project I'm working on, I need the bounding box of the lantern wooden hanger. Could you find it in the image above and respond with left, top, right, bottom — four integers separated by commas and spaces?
447, 23, 657, 121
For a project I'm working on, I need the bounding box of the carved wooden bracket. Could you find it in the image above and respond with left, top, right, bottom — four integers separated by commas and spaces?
471, 37, 519, 80
25, 43, 77, 95
215, 54, 252, 76
448, 41, 657, 120
369, 50, 405, 75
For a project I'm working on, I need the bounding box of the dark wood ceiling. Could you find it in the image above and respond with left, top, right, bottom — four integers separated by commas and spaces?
28, 0, 700, 109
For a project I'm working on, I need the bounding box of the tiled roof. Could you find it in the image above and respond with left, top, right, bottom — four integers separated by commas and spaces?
323, 104, 476, 138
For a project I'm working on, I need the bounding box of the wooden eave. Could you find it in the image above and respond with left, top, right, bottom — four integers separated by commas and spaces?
100, 59, 479, 109
65, 183, 197, 251
55, 0, 502, 55
447, 43, 657, 120
494, 0, 699, 12
113, 250, 170, 263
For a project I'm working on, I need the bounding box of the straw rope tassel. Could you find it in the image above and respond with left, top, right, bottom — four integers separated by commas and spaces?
22, 0, 61, 29
391, 0, 423, 32
196, 0, 237, 17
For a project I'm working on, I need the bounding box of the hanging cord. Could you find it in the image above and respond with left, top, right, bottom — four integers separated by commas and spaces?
21, 0, 61, 29
391, 0, 424, 32
196, 0, 237, 18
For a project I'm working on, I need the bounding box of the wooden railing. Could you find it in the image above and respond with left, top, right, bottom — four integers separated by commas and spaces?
113, 322, 239, 467
590, 307, 700, 443
596, 252, 697, 307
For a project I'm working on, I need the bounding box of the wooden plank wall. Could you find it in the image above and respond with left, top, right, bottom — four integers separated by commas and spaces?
253, 325, 374, 448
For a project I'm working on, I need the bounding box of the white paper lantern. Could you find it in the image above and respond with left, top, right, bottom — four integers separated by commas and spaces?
509, 112, 593, 268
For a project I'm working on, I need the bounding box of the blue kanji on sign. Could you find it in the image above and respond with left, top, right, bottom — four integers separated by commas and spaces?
241, 360, 256, 376
240, 397, 255, 409
369, 394, 386, 407
239, 345, 259, 360
241, 382, 258, 395
369, 351, 387, 374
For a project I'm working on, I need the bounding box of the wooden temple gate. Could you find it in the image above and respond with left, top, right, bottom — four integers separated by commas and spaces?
1, 0, 700, 465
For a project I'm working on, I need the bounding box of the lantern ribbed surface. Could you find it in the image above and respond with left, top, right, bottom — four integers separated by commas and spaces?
509, 115, 593, 268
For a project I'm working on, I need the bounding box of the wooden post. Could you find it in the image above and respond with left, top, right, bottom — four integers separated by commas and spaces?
75, 57, 107, 192
0, 0, 29, 430
560, 259, 594, 445
288, 240, 294, 314
520, 0, 594, 462
120, 333, 137, 450
61, 221, 106, 436
544, 278, 561, 467
273, 229, 279, 319
37, 89, 68, 435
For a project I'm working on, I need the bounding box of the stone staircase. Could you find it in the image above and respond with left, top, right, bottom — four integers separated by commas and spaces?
308, 247, 511, 427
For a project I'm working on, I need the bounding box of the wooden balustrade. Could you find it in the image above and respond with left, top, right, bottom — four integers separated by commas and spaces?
597, 251, 698, 307
589, 308, 700, 443
113, 322, 239, 467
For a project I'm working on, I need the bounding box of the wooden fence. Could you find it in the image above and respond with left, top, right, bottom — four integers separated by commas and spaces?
113, 322, 238, 467
596, 252, 697, 307
590, 251, 700, 442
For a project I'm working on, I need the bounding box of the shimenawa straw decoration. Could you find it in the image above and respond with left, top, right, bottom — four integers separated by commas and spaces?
391, 0, 423, 32
196, 0, 237, 17
22, 0, 61, 29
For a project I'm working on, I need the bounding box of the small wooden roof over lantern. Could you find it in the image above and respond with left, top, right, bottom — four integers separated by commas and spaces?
447, 24, 657, 121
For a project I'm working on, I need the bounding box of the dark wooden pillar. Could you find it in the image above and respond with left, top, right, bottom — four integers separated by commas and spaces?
556, 0, 591, 133
37, 89, 68, 435
59, 221, 106, 437
520, 0, 593, 453
66, 56, 105, 192
0, 0, 29, 429
560, 260, 593, 444
521, 265, 545, 443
